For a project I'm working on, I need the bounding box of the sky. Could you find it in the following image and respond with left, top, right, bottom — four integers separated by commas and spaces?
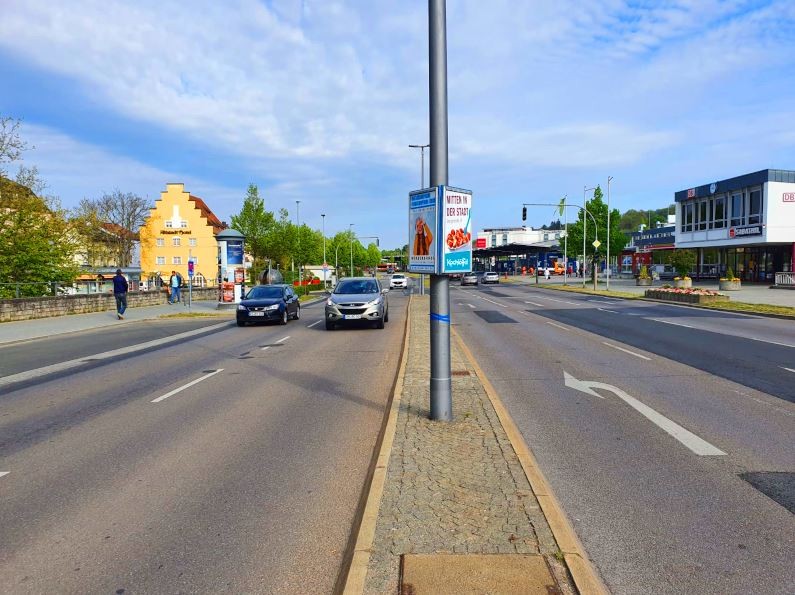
1, 0, 794, 249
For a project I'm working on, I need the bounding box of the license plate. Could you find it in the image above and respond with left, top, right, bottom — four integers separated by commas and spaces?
344, 314, 362, 320
249, 311, 265, 316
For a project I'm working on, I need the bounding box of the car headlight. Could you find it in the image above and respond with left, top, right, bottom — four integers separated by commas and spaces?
265, 304, 280, 311
237, 305, 247, 311
366, 298, 382, 307
326, 298, 334, 307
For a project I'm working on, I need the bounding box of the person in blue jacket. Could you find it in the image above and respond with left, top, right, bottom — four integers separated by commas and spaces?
112, 269, 129, 320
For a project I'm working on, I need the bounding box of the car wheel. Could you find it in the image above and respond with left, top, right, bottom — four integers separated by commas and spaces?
294, 305, 301, 320
236, 319, 246, 327
325, 320, 335, 330
279, 309, 288, 325
384, 309, 389, 323
375, 317, 385, 329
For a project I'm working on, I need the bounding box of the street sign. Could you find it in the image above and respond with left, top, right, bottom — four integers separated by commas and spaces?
592, 240, 601, 249
187, 260, 195, 277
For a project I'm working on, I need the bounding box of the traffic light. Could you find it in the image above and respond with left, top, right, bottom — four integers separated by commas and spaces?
522, 206, 527, 221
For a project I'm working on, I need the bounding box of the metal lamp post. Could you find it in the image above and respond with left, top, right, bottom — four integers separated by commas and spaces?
607, 176, 613, 290
296, 200, 302, 291
349, 223, 354, 276
584, 186, 596, 289
321, 213, 327, 288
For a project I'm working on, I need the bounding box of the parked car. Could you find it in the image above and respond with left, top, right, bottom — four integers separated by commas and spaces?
325, 277, 389, 330
482, 271, 500, 284
236, 284, 300, 326
390, 273, 408, 289
460, 272, 479, 286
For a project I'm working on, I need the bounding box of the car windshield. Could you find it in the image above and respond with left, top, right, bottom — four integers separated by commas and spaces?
246, 286, 284, 299
393, 274, 404, 279
335, 280, 379, 294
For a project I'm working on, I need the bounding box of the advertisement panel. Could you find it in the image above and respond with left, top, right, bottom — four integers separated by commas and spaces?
408, 188, 438, 273
226, 240, 244, 265
441, 186, 473, 273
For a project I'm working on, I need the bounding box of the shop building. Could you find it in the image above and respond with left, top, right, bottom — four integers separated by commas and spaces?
675, 169, 795, 281
139, 183, 226, 286
622, 218, 676, 277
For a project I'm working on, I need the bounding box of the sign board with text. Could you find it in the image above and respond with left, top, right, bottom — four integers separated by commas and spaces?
441, 186, 473, 273
408, 187, 438, 273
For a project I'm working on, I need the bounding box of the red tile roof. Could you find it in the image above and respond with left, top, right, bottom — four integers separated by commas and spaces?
101, 222, 140, 240
189, 195, 226, 234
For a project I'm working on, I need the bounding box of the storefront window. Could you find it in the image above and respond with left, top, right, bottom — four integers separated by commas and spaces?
682, 202, 694, 232
730, 192, 744, 226
748, 188, 762, 224
697, 200, 708, 230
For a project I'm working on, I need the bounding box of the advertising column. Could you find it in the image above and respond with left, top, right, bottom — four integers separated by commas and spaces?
216, 229, 246, 305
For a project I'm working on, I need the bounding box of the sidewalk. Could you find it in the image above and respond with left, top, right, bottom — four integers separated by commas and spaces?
346, 297, 604, 594
0, 299, 232, 346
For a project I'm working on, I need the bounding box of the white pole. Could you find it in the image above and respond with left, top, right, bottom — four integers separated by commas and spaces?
322, 213, 326, 288
607, 176, 612, 290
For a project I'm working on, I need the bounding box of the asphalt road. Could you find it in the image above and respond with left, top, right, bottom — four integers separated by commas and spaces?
451, 282, 795, 594
0, 291, 409, 593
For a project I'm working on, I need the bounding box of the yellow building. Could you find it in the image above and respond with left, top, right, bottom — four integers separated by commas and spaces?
139, 183, 226, 286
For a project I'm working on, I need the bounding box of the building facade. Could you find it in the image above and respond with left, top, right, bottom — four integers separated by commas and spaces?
675, 169, 795, 282
477, 226, 563, 247
139, 183, 226, 286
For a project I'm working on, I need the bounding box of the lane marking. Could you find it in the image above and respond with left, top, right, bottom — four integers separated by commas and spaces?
535, 296, 580, 305
151, 369, 224, 403
602, 342, 651, 360
524, 300, 545, 307
306, 320, 322, 328
0, 472, 9, 479
589, 300, 621, 305
0, 321, 233, 389
545, 321, 571, 331
597, 308, 620, 314
476, 295, 507, 308
749, 337, 795, 349
467, 303, 476, 309
276, 336, 290, 343
261, 346, 270, 351
650, 319, 694, 329
782, 367, 795, 373
564, 372, 725, 456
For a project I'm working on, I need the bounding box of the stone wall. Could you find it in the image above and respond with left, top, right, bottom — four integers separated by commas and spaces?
0, 288, 219, 322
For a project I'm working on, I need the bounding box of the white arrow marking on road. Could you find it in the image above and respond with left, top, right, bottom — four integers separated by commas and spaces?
0, 472, 9, 479
152, 369, 224, 403
563, 371, 726, 456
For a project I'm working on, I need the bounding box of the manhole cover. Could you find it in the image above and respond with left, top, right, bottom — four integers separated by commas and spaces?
400, 554, 559, 594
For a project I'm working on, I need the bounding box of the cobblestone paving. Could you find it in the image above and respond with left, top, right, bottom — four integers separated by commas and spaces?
363, 297, 573, 593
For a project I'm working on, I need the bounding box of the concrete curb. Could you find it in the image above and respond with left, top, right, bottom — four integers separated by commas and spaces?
452, 327, 610, 595
342, 295, 412, 594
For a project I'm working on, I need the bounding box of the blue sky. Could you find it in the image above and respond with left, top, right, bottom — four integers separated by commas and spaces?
2, 0, 794, 249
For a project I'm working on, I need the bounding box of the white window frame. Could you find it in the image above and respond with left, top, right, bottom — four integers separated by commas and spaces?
172, 256, 182, 265
189, 238, 197, 247
165, 221, 173, 228
173, 237, 181, 247
156, 256, 166, 265
180, 220, 188, 228
156, 238, 165, 247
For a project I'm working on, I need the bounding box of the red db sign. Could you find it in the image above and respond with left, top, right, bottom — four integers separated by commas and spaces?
784, 192, 795, 203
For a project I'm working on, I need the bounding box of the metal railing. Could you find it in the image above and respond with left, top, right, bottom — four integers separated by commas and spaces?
775, 272, 794, 287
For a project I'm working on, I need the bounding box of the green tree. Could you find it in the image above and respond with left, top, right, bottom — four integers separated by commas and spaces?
565, 186, 627, 270
619, 206, 675, 233
0, 116, 30, 176
667, 249, 696, 279
230, 184, 275, 262
366, 243, 381, 271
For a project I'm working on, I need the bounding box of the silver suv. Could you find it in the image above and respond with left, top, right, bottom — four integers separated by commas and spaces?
325, 277, 389, 330
460, 272, 478, 286
482, 271, 500, 284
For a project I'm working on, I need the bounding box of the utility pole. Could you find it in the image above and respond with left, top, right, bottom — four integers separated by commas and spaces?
321, 213, 327, 288
349, 223, 354, 276
607, 176, 613, 291
296, 200, 302, 292
429, 0, 451, 421
584, 186, 596, 288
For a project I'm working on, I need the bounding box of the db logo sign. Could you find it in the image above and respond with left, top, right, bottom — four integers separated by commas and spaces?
729, 228, 735, 238
784, 192, 795, 203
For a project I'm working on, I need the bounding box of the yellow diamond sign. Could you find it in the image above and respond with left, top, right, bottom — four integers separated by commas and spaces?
592, 240, 601, 249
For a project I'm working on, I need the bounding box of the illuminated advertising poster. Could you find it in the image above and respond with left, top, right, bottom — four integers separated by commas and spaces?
441, 186, 473, 273
226, 240, 244, 265
408, 187, 438, 273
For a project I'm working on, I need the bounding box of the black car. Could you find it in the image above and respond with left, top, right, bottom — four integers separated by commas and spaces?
237, 284, 300, 326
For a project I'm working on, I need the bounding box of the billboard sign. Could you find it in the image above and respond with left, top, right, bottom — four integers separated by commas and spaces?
441, 186, 473, 273
226, 240, 244, 265
408, 188, 438, 273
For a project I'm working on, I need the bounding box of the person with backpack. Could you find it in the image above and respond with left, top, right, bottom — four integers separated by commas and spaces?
112, 269, 129, 319
168, 270, 183, 304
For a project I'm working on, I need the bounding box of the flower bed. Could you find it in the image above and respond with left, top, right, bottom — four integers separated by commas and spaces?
645, 287, 728, 304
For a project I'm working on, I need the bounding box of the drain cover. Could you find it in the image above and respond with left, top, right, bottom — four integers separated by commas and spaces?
740, 472, 795, 513
474, 310, 517, 324
400, 554, 558, 594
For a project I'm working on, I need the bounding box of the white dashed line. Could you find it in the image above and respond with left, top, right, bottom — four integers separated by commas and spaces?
0, 472, 9, 479
602, 342, 651, 360
261, 346, 270, 351
524, 301, 545, 307
597, 308, 620, 314
306, 320, 322, 328
748, 337, 795, 349
651, 319, 694, 329
467, 303, 476, 308
477, 295, 507, 308
276, 336, 291, 343
781, 367, 795, 373
151, 369, 224, 403
545, 321, 571, 331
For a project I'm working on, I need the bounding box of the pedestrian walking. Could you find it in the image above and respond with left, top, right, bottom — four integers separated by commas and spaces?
112, 268, 128, 320
168, 270, 183, 304
544, 266, 550, 280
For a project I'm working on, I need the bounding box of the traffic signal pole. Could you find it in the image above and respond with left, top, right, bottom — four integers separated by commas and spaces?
429, 0, 452, 421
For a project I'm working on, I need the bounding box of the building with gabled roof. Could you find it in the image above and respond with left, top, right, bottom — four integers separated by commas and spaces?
139, 183, 227, 286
